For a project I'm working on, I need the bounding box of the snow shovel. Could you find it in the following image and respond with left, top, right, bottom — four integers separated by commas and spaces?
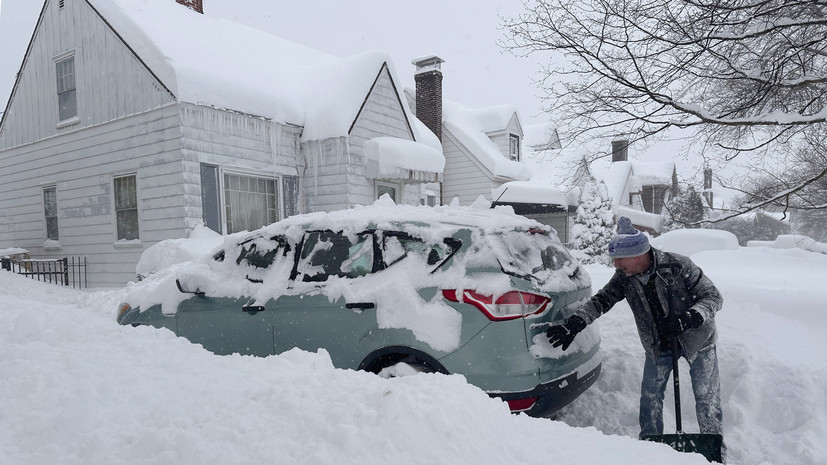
642, 336, 724, 463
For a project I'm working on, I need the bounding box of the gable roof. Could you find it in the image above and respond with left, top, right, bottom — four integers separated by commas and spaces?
85, 0, 415, 141
442, 100, 531, 180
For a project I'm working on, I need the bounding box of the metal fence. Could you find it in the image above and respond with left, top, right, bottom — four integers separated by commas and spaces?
1, 256, 88, 289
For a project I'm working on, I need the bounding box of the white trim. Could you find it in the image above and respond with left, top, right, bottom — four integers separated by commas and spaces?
375, 181, 400, 203
56, 116, 80, 129
53, 49, 76, 62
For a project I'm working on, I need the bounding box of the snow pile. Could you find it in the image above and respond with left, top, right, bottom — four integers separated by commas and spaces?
1, 225, 826, 464
651, 228, 740, 257
135, 224, 224, 278
747, 234, 827, 254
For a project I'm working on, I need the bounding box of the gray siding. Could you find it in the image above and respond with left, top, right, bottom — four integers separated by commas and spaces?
441, 129, 495, 205
0, 105, 184, 287
347, 65, 417, 207
179, 104, 302, 231
301, 137, 352, 213
488, 115, 523, 161
0, 0, 174, 150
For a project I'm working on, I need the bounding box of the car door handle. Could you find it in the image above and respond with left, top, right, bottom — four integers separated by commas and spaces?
345, 302, 375, 311
242, 305, 266, 315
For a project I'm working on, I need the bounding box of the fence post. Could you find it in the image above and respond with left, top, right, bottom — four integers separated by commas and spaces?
1, 258, 9, 271
62, 257, 69, 286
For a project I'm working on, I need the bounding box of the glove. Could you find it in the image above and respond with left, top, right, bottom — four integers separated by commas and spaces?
546, 315, 587, 351
662, 310, 704, 336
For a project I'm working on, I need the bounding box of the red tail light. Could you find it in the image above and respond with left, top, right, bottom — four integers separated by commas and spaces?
506, 397, 538, 412
442, 289, 552, 320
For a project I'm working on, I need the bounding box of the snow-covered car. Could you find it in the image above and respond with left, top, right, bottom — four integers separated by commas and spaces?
117, 201, 602, 417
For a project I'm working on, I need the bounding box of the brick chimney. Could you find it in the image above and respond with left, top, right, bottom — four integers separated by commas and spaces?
611, 137, 629, 162
703, 166, 714, 208
412, 55, 444, 141
176, 0, 203, 13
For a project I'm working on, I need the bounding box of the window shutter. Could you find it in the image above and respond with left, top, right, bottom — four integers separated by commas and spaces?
200, 163, 221, 233
282, 175, 299, 218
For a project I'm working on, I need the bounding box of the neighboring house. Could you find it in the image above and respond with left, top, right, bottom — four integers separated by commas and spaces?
408, 56, 532, 206
406, 56, 573, 240
523, 136, 680, 238
595, 139, 678, 234
0, 0, 442, 287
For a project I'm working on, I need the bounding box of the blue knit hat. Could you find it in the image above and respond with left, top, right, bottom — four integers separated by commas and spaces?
608, 217, 651, 258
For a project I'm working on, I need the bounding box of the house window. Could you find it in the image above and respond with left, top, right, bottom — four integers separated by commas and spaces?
420, 194, 437, 207
43, 186, 59, 241
641, 185, 667, 214
114, 175, 139, 240
509, 134, 520, 161
223, 173, 279, 234
56, 56, 77, 122
376, 182, 398, 202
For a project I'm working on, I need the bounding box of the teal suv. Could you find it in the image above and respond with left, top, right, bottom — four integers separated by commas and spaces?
117, 203, 602, 417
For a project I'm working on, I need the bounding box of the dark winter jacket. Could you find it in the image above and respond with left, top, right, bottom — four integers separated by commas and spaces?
574, 248, 723, 362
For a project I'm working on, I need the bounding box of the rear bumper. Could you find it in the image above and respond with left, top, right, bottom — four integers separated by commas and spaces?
490, 362, 602, 418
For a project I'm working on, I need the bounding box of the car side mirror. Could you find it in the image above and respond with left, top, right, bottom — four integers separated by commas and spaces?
176, 278, 205, 295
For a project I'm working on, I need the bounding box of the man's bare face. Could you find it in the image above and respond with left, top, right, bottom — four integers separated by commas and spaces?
613, 253, 651, 276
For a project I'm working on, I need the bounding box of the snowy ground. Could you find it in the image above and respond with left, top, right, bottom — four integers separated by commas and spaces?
1, 232, 825, 465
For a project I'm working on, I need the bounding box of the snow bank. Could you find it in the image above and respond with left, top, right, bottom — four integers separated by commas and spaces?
747, 234, 827, 254
651, 228, 740, 257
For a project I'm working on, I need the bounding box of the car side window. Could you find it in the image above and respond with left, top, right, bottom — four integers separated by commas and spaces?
297, 231, 373, 282
233, 235, 291, 282
235, 235, 290, 269
382, 232, 451, 269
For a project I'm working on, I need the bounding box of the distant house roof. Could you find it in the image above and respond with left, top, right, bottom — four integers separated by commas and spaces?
86, 0, 421, 142
492, 181, 570, 208
594, 159, 675, 207
442, 100, 531, 180
522, 122, 562, 152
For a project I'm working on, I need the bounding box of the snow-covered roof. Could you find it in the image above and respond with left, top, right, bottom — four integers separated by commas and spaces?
629, 160, 675, 185
364, 137, 445, 180
492, 181, 570, 206
443, 101, 531, 180
523, 122, 561, 152
615, 206, 663, 232
595, 161, 633, 207
86, 0, 418, 141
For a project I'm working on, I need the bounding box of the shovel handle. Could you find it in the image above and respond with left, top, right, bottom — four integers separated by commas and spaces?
671, 335, 682, 434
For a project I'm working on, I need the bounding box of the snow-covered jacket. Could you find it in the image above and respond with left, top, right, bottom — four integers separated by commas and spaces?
574, 248, 723, 362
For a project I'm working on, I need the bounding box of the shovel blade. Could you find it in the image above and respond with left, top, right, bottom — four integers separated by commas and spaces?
642, 433, 724, 463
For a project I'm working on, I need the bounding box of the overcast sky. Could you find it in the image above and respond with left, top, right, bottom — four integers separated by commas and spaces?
0, 0, 550, 126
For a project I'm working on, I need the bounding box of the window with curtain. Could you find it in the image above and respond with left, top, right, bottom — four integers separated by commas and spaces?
43, 186, 59, 241
114, 175, 139, 240
223, 173, 279, 234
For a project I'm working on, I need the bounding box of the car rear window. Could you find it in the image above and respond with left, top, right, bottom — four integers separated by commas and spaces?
483, 230, 582, 284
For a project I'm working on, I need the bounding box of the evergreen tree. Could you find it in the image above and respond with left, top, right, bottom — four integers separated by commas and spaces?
664, 185, 706, 231
570, 178, 615, 266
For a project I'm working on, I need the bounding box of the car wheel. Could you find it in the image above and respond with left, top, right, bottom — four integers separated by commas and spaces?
364, 353, 439, 378
377, 358, 436, 378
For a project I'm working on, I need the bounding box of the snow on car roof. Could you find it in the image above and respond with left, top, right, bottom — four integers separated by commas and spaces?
232, 195, 554, 246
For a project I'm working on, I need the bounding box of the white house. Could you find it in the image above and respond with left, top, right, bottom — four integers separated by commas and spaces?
405, 56, 573, 239
0, 0, 442, 287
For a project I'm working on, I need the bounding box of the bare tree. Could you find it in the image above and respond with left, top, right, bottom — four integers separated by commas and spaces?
502, 0, 827, 219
